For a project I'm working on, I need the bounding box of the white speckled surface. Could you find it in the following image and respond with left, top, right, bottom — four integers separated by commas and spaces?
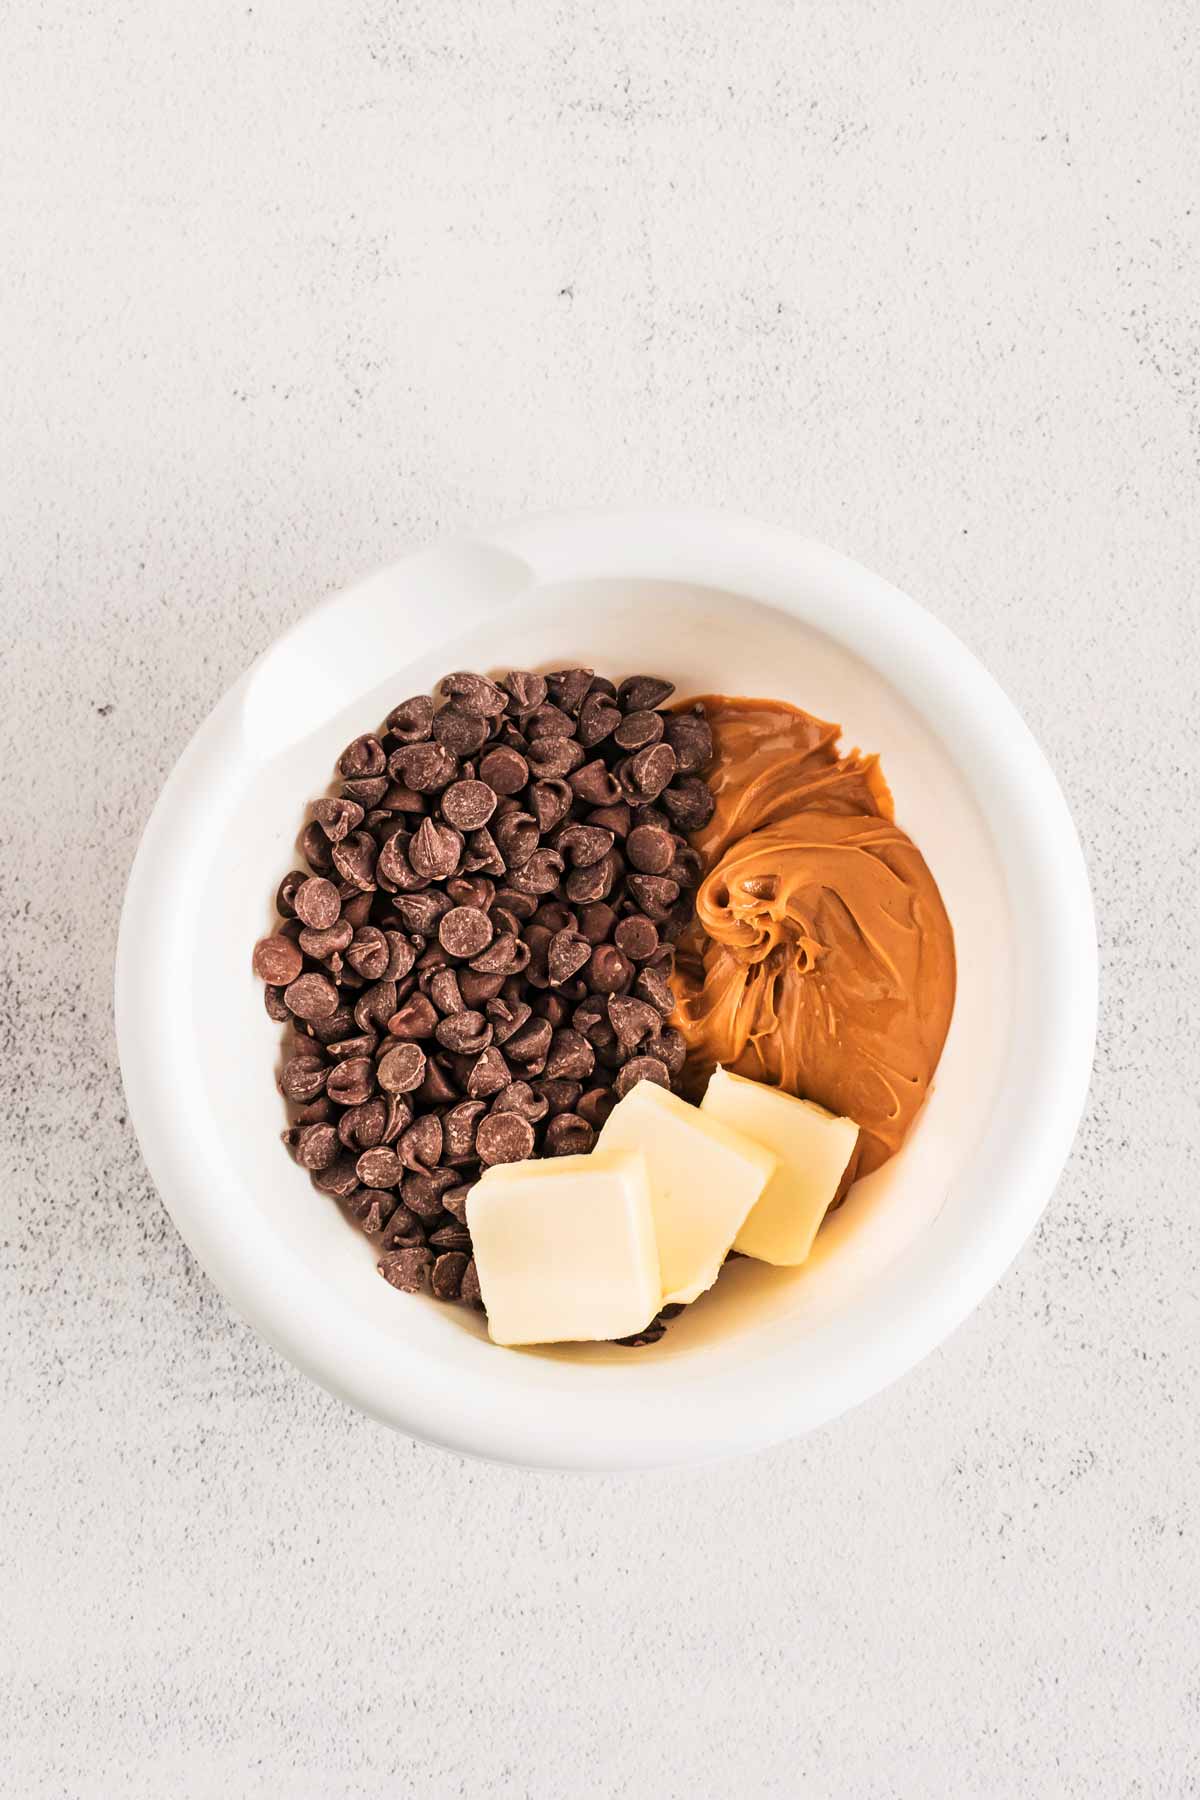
3, 1, 1198, 1793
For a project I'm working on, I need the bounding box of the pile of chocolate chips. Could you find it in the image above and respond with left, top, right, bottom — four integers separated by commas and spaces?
252, 668, 715, 1333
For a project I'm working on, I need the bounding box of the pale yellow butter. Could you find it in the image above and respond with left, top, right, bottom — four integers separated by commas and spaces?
596, 1081, 777, 1305
700, 1067, 859, 1266
466, 1149, 661, 1347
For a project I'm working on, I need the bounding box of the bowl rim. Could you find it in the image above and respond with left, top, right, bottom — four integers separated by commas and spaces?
115, 508, 1098, 1469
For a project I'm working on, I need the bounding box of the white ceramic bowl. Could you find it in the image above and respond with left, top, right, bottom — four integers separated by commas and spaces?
115, 511, 1097, 1470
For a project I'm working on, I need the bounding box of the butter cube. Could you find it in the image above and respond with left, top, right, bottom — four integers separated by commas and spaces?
466, 1149, 661, 1347
596, 1081, 777, 1305
701, 1067, 859, 1266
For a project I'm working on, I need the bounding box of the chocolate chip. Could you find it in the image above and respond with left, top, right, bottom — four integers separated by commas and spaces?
391, 893, 450, 936
264, 984, 290, 1022
466, 1045, 511, 1097
253, 934, 303, 984
440, 671, 508, 716
429, 1223, 472, 1252
293, 876, 340, 930
356, 1146, 402, 1188
443, 1099, 488, 1163
275, 870, 306, 916
615, 1055, 671, 1097
493, 810, 540, 868
626, 824, 675, 874
409, 816, 464, 881
338, 1098, 389, 1150
570, 759, 621, 806
331, 830, 378, 890
556, 823, 614, 868
440, 778, 497, 831
442, 1184, 473, 1223
546, 928, 593, 986
299, 821, 335, 874
386, 694, 435, 741
507, 847, 565, 896
461, 1258, 482, 1307
527, 779, 572, 835
544, 1028, 595, 1081
284, 972, 340, 1021
505, 1016, 553, 1064
377, 1043, 427, 1093
607, 994, 661, 1049
487, 996, 532, 1044
298, 919, 354, 959
280, 1056, 328, 1102
479, 746, 528, 795
577, 691, 622, 747
491, 1080, 548, 1122
563, 851, 620, 905
613, 709, 664, 752
468, 931, 524, 975
626, 873, 680, 919
578, 901, 617, 944
586, 802, 632, 838
586, 944, 632, 995
339, 735, 386, 779
627, 742, 677, 801
314, 1156, 362, 1198
648, 1026, 687, 1075
377, 1247, 433, 1293
432, 708, 490, 756
544, 1112, 595, 1156
393, 741, 458, 792
436, 1010, 493, 1055
634, 964, 675, 1017
295, 1123, 339, 1170
527, 701, 576, 740
326, 1057, 376, 1107
344, 925, 389, 980
385, 992, 438, 1039
418, 1057, 459, 1105
464, 827, 506, 876
577, 1086, 617, 1130
546, 668, 594, 714
428, 968, 465, 1015
404, 1168, 456, 1218
458, 969, 508, 1006
439, 906, 494, 959
378, 1204, 424, 1249
663, 776, 716, 833
533, 1078, 581, 1114
614, 914, 659, 961
503, 670, 547, 712
354, 980, 398, 1033
398, 1112, 443, 1173
431, 1251, 470, 1301
663, 709, 713, 773
618, 675, 675, 712
476, 1111, 536, 1166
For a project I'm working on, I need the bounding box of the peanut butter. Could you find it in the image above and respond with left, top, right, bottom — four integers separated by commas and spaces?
672, 698, 956, 1179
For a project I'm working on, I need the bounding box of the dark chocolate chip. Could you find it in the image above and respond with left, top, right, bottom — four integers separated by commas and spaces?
479, 746, 529, 795
570, 759, 621, 806
663, 776, 716, 833
663, 709, 713, 773
377, 1042, 428, 1093
294, 876, 341, 930
338, 735, 386, 779
503, 670, 547, 712
614, 914, 659, 962
626, 824, 675, 874
615, 1055, 671, 1097
618, 675, 675, 712
440, 671, 508, 716
253, 934, 303, 984
544, 1112, 595, 1156
386, 695, 436, 741
476, 1111, 536, 1166
544, 1028, 595, 1081
393, 741, 459, 792
439, 906, 494, 959
385, 993, 439, 1040
283, 972, 340, 1021
432, 1251, 470, 1301
441, 778, 497, 831
377, 1247, 433, 1293
586, 944, 632, 995
613, 709, 665, 752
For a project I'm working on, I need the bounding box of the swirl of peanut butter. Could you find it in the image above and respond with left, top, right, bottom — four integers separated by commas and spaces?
672, 698, 956, 1178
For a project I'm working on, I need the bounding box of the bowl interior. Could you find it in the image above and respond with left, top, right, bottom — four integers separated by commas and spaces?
206, 575, 1010, 1371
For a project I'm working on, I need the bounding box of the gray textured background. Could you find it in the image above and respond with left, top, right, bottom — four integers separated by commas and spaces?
3, 2, 1198, 1795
